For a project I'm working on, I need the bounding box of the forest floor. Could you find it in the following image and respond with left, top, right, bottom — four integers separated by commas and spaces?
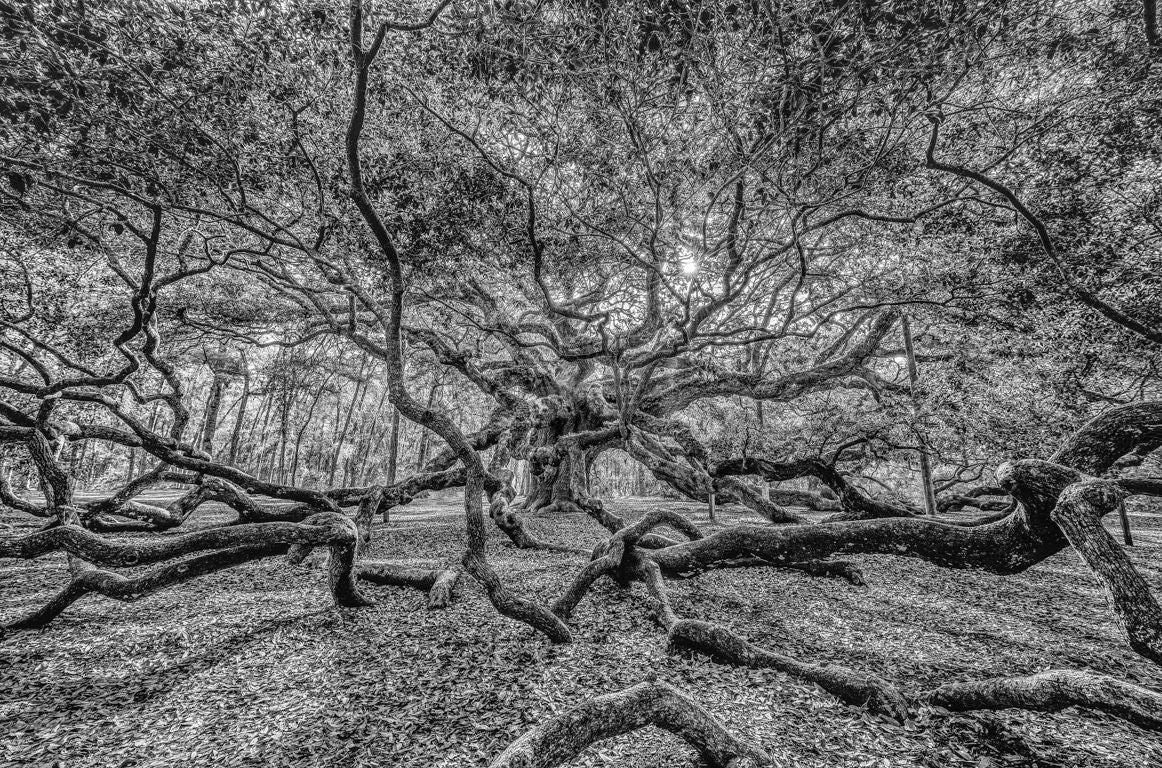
2, 496, 1161, 768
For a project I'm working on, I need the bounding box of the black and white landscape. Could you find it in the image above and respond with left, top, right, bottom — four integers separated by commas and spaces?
1, 1, 1161, 766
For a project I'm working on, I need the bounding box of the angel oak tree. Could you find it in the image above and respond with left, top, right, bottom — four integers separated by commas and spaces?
2, 0, 1162, 765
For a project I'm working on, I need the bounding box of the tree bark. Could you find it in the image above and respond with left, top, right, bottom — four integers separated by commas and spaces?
200, 373, 229, 455
1051, 402, 1162, 476
927, 670, 1162, 732
386, 406, 401, 484
1050, 480, 1162, 663
357, 562, 460, 608
2, 512, 372, 629
227, 355, 251, 466
488, 679, 772, 768
901, 314, 937, 516
669, 619, 908, 719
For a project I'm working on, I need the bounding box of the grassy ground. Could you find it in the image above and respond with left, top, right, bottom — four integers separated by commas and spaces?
2, 496, 1161, 768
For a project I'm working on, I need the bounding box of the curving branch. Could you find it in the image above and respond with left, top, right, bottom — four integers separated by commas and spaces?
926, 116, 1162, 345
357, 562, 461, 609
345, 0, 569, 643
488, 679, 773, 768
1, 513, 372, 629
5, 545, 283, 630
926, 670, 1162, 732
551, 508, 704, 620
669, 619, 909, 719
1050, 401, 1162, 476
713, 455, 913, 522
1050, 481, 1162, 663
646, 310, 900, 411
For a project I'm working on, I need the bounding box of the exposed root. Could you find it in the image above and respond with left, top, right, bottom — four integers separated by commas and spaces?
354, 486, 385, 553
488, 678, 773, 768
1, 466, 228, 532
936, 485, 1011, 514
618, 508, 704, 545
640, 557, 681, 629
460, 471, 573, 643
550, 510, 704, 620
924, 670, 1162, 733
82, 483, 217, 531
765, 487, 840, 511
463, 550, 571, 643
713, 455, 914, 522
426, 567, 460, 609
558, 497, 679, 548
2, 515, 353, 566
572, 496, 626, 535
821, 503, 915, 523
715, 476, 803, 524
645, 460, 1090, 576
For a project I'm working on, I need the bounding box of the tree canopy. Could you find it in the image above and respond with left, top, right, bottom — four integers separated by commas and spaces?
2, 0, 1161, 764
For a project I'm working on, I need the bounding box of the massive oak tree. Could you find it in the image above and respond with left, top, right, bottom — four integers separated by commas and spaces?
2, 0, 1160, 764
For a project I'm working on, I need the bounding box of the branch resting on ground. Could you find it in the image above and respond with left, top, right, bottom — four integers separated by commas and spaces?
488, 678, 773, 768
1, 513, 373, 629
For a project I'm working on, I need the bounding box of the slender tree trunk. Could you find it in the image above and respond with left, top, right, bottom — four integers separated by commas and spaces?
352, 383, 391, 485
386, 406, 401, 484
200, 374, 229, 455
326, 381, 348, 485
227, 358, 251, 466
1051, 481, 1162, 662
902, 315, 937, 516
291, 376, 333, 486
252, 391, 274, 478
329, 361, 368, 486
413, 377, 444, 473
277, 380, 293, 484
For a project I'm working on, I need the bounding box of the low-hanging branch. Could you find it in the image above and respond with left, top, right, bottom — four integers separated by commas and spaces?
1, 512, 375, 629
712, 454, 915, 522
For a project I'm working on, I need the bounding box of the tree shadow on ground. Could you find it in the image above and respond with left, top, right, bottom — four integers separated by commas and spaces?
1, 608, 329, 724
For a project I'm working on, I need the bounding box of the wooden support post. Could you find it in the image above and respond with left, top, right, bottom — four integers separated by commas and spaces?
708, 491, 716, 522
1118, 499, 1134, 547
